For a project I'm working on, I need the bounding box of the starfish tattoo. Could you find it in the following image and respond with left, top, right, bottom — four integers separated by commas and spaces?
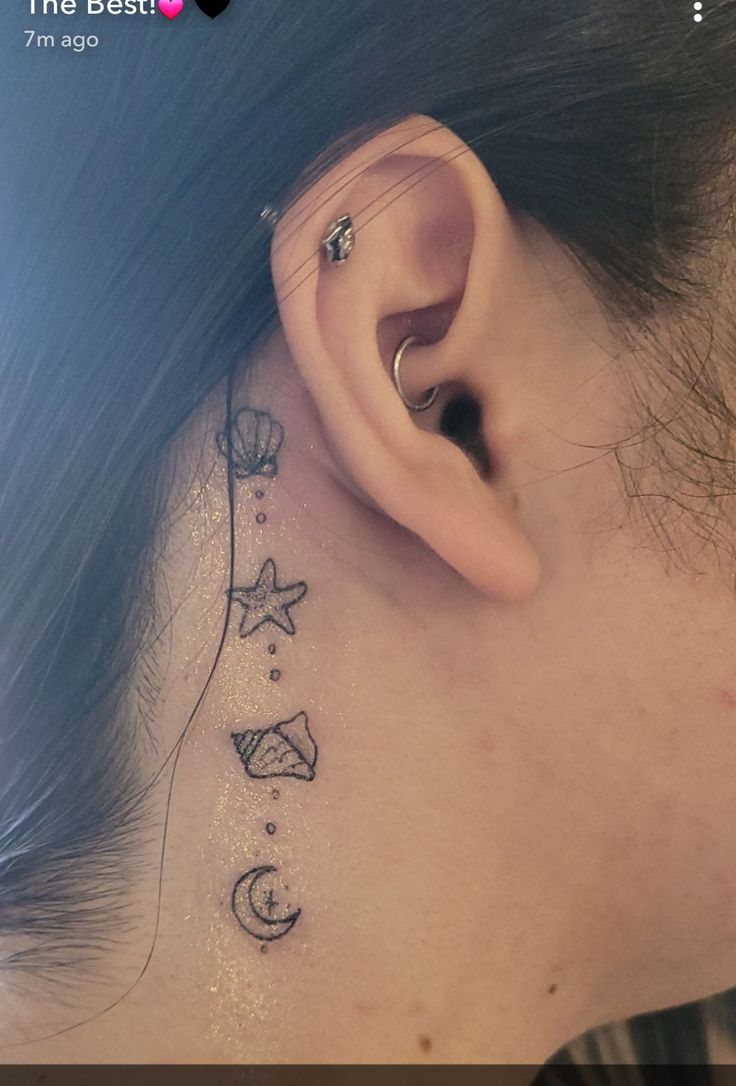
227, 558, 308, 638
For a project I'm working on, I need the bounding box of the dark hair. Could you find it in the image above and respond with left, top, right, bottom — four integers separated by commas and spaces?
1, 0, 735, 1059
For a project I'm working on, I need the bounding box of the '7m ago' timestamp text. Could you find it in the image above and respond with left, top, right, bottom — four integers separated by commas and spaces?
24, 29, 99, 50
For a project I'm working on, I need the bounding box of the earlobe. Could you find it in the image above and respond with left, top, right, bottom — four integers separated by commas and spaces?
268, 113, 542, 602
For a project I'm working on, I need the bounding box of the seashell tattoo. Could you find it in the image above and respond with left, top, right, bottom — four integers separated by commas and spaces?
216, 406, 285, 478
232, 710, 318, 781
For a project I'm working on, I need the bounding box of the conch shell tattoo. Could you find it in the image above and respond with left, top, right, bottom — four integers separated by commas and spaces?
232, 711, 318, 782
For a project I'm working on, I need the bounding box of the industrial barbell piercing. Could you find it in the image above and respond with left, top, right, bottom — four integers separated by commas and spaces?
263, 205, 437, 409
321, 214, 355, 264
259, 204, 280, 230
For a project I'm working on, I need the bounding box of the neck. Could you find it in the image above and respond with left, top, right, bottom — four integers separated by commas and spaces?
151, 341, 598, 1064
8, 340, 596, 1064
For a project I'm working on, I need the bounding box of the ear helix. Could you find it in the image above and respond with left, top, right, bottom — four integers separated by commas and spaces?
262, 204, 444, 414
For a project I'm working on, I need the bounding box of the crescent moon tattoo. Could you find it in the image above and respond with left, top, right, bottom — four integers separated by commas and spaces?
232, 864, 301, 942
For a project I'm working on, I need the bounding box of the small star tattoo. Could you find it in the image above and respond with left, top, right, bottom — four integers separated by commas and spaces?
227, 558, 308, 638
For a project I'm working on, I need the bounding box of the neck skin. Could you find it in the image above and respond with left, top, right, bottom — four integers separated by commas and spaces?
3, 341, 587, 1065
9, 261, 736, 1064
152, 345, 591, 1065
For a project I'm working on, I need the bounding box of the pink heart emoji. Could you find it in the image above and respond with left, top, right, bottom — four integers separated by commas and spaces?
159, 0, 183, 17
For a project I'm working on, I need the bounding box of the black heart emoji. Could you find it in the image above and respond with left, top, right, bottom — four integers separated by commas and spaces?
194, 0, 231, 17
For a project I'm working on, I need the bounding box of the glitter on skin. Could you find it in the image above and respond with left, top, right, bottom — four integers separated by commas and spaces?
135, 373, 343, 1060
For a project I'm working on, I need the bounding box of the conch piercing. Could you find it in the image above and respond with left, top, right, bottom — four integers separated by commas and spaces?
391, 335, 439, 413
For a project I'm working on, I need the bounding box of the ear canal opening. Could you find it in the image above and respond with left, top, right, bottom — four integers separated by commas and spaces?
439, 391, 493, 481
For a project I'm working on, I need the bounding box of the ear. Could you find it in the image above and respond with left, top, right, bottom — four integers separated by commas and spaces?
269, 114, 542, 602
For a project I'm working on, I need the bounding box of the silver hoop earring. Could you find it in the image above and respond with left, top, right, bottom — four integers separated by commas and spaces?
392, 335, 440, 412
